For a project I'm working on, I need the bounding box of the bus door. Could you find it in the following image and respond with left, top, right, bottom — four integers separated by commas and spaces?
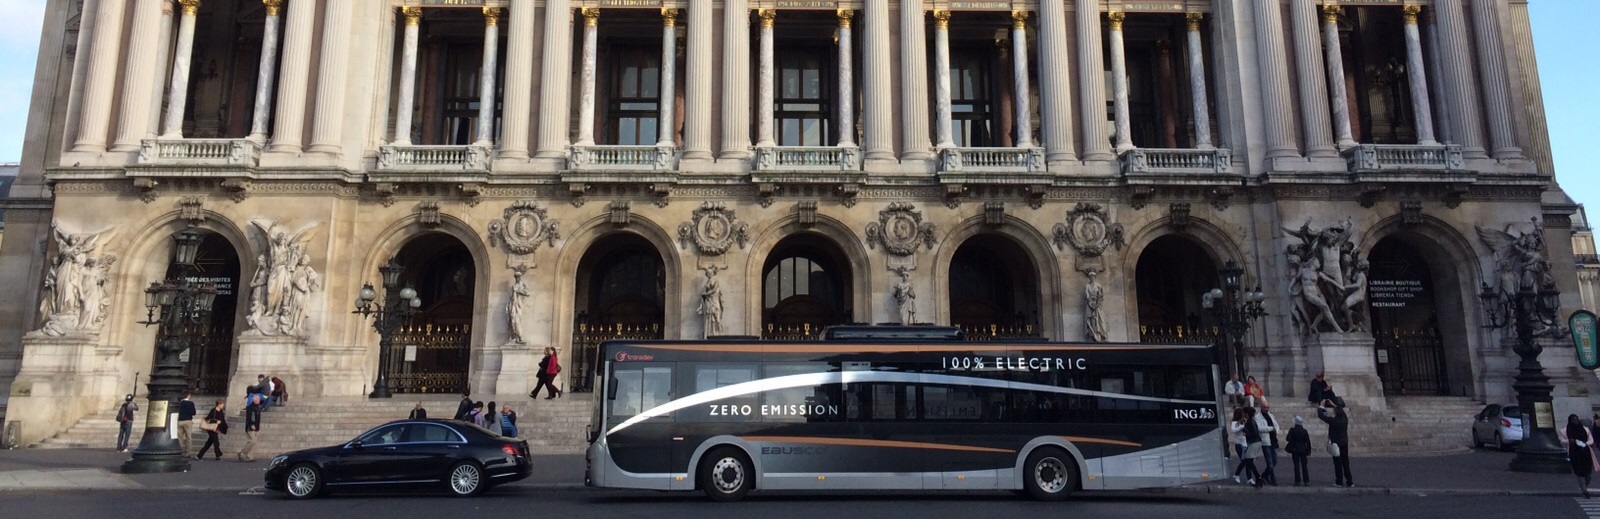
604, 362, 676, 483
920, 357, 1004, 491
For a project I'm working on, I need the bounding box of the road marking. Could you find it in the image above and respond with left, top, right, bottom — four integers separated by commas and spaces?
1576, 497, 1600, 518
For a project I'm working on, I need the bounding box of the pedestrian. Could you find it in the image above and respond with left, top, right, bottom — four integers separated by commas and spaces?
454, 389, 473, 421
195, 400, 228, 461
531, 347, 563, 399
1307, 372, 1330, 404
470, 402, 487, 427
1319, 397, 1353, 487
1244, 376, 1264, 407
115, 394, 138, 452
1285, 415, 1312, 486
1223, 373, 1245, 409
1229, 408, 1255, 485
1232, 407, 1264, 488
1256, 398, 1282, 486
254, 374, 273, 412
500, 404, 518, 438
177, 391, 197, 457
486, 401, 503, 436
269, 375, 288, 405
409, 402, 428, 419
237, 394, 262, 462
1562, 414, 1598, 498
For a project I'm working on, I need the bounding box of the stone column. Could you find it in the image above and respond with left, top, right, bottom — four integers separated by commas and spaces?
1074, 0, 1111, 161
682, 0, 713, 160
70, 0, 127, 153
391, 7, 422, 145
900, 0, 931, 159
1434, 0, 1487, 159
501, 0, 537, 158
575, 8, 599, 146
1469, 0, 1524, 160
269, 0, 316, 153
1319, 4, 1356, 149
837, 10, 855, 147
112, 0, 167, 149
932, 10, 953, 149
720, 0, 751, 159
1106, 11, 1132, 153
861, 0, 893, 161
1155, 41, 1177, 148
1425, 10, 1452, 145
1289, 0, 1336, 156
1185, 13, 1213, 150
308, 0, 355, 155
1010, 11, 1033, 148
1401, 5, 1437, 146
535, 2, 574, 158
247, 0, 285, 143
658, 8, 679, 148
1036, 0, 1074, 160
1254, 0, 1299, 159
1506, 0, 1550, 171
755, 9, 775, 148
474, 7, 502, 146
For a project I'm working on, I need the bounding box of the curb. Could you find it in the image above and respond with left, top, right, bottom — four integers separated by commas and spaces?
1163, 484, 1586, 498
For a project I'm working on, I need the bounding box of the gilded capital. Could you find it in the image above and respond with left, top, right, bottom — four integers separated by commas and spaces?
1106, 11, 1125, 30
179, 0, 201, 16
401, 6, 422, 25
837, 9, 853, 28
1402, 4, 1421, 24
1321, 3, 1340, 24
580, 7, 599, 26
484, 7, 502, 26
661, 7, 678, 27
263, 0, 282, 17
931, 9, 950, 29
1185, 12, 1202, 31
1011, 10, 1028, 29
757, 8, 776, 27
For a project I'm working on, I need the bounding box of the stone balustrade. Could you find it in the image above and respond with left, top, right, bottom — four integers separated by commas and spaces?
1121, 148, 1233, 175
1342, 143, 1464, 172
754, 146, 861, 171
568, 145, 678, 171
938, 147, 1045, 173
376, 144, 492, 172
137, 138, 262, 167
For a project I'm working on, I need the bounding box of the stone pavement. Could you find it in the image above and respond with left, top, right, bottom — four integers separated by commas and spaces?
0, 446, 1593, 497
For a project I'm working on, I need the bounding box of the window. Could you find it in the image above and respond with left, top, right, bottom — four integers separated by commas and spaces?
436, 42, 503, 145
776, 48, 832, 146
607, 46, 662, 145
763, 257, 837, 309
680, 364, 758, 423
762, 363, 842, 423
357, 424, 408, 446
609, 365, 673, 420
950, 49, 995, 147
408, 423, 464, 443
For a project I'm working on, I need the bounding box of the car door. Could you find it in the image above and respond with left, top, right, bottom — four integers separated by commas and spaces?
1473, 405, 1500, 443
402, 423, 468, 482
326, 424, 410, 484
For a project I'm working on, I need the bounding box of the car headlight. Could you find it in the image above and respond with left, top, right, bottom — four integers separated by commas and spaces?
268, 455, 287, 470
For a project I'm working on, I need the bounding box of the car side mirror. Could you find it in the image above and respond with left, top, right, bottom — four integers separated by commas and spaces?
350, 440, 364, 450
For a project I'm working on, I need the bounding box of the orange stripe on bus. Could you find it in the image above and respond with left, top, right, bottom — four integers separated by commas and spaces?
1060, 436, 1143, 447
615, 344, 1184, 354
741, 436, 1015, 454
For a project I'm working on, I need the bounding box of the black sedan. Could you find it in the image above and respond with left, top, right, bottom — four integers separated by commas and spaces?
264, 419, 532, 499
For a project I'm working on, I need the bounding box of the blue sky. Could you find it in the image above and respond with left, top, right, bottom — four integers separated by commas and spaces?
0, 1, 1593, 210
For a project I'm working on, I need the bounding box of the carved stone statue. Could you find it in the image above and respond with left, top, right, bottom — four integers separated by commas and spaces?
1283, 217, 1362, 336
697, 266, 724, 337
1084, 268, 1108, 342
892, 267, 917, 325
282, 253, 321, 334
508, 266, 530, 344
36, 221, 117, 337
245, 220, 318, 337
1477, 219, 1566, 338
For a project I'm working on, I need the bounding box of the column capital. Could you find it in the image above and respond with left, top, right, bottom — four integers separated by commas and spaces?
1402, 4, 1421, 24
580, 7, 598, 26
757, 8, 775, 27
263, 0, 282, 17
837, 8, 853, 28
485, 7, 503, 26
1106, 11, 1124, 30
1185, 12, 1203, 31
661, 7, 677, 26
932, 9, 950, 28
179, 0, 200, 16
1322, 3, 1341, 24
401, 6, 422, 25
1011, 10, 1028, 29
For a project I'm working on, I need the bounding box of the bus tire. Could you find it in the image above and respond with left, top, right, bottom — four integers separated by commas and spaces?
1023, 447, 1078, 501
700, 447, 754, 502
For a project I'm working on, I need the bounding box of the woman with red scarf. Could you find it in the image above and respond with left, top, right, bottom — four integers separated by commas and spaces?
531, 347, 563, 399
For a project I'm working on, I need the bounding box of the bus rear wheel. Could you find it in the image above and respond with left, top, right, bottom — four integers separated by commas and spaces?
700, 448, 753, 502
1023, 447, 1078, 501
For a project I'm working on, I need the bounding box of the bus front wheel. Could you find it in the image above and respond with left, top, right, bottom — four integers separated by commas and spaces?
1023, 447, 1079, 501
700, 447, 754, 502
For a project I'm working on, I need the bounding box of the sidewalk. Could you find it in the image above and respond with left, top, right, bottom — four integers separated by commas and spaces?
0, 446, 1590, 497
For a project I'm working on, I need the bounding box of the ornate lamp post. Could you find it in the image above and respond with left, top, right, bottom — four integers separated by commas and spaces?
1478, 279, 1568, 473
1200, 260, 1266, 379
123, 230, 218, 474
354, 259, 421, 399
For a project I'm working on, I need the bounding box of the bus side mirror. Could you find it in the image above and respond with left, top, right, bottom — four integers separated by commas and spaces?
607, 379, 619, 400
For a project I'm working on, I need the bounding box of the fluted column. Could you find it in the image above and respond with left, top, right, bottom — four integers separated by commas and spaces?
1401, 6, 1437, 146
932, 10, 953, 149
1184, 13, 1212, 150
682, 0, 713, 159
575, 8, 599, 146
900, 0, 931, 159
391, 7, 422, 145
535, 2, 574, 158
1035, 0, 1074, 160
1009, 11, 1033, 148
658, 8, 679, 147
501, 0, 537, 157
1288, 0, 1335, 157
861, 0, 893, 161
70, 0, 127, 153
247, 0, 285, 142
837, 9, 855, 147
755, 9, 775, 148
111, 0, 166, 149
1074, 0, 1111, 161
1319, 4, 1356, 149
269, 0, 315, 153
1425, 10, 1451, 144
1434, 0, 1486, 159
1506, 0, 1549, 171
719, 0, 752, 158
1107, 12, 1132, 153
1469, 0, 1523, 160
1253, 0, 1299, 158
308, 0, 355, 154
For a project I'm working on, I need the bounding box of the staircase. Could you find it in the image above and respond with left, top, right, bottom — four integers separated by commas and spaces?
1271, 395, 1481, 455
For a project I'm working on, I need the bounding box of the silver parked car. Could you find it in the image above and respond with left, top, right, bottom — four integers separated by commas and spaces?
1471, 404, 1524, 451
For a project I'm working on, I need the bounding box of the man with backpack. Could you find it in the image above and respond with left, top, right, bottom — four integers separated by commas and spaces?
115, 394, 138, 452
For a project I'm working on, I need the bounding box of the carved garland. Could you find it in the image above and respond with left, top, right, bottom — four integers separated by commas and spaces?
677, 201, 750, 256
865, 202, 937, 256
487, 201, 560, 256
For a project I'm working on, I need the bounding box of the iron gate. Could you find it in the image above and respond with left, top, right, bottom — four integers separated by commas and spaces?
570, 322, 662, 393
1374, 328, 1448, 395
385, 323, 470, 394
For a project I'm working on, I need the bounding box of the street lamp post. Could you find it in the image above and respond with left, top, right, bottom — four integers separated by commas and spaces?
1478, 280, 1569, 473
1200, 260, 1266, 379
122, 230, 218, 474
354, 259, 422, 399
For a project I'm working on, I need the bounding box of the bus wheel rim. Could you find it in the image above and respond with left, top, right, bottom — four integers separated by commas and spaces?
1035, 457, 1067, 493
712, 457, 744, 491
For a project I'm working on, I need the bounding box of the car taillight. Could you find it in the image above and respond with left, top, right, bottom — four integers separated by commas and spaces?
1502, 419, 1513, 428
502, 444, 519, 457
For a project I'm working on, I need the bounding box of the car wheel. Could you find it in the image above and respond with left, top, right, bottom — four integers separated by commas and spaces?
1023, 447, 1079, 501
1472, 429, 1482, 449
283, 463, 323, 500
700, 447, 754, 502
447, 461, 485, 497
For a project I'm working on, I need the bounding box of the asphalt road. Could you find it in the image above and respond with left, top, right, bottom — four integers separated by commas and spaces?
0, 488, 1586, 519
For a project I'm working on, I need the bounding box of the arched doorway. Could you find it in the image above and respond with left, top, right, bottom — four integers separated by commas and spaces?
161, 230, 242, 395
762, 234, 853, 338
948, 234, 1041, 339
1366, 234, 1467, 395
1134, 235, 1220, 346
572, 234, 666, 392
390, 233, 475, 394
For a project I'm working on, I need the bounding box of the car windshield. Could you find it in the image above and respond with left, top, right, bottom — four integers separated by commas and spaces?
1502, 406, 1521, 420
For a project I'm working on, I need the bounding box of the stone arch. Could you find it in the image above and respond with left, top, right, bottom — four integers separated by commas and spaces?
552, 213, 682, 389
742, 213, 870, 336
1118, 216, 1247, 342
1360, 214, 1486, 397
928, 214, 1062, 338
